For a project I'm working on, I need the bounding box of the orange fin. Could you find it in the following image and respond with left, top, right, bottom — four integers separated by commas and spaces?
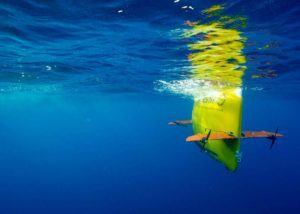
242, 131, 283, 138
186, 131, 283, 142
186, 132, 236, 142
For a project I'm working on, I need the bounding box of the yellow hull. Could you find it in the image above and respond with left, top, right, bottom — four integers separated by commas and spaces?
192, 88, 242, 171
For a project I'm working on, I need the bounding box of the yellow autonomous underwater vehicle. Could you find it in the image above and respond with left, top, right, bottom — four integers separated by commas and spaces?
169, 5, 282, 171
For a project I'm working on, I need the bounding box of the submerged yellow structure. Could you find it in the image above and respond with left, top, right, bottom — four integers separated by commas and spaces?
184, 5, 247, 171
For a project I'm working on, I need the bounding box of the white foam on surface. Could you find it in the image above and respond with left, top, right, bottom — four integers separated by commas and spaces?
154, 78, 224, 101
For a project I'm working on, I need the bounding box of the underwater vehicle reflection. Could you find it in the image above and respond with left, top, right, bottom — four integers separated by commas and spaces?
168, 5, 283, 171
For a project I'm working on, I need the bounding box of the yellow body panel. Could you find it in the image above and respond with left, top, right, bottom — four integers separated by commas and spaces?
192, 88, 242, 171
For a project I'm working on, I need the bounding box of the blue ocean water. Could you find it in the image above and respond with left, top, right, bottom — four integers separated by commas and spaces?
1, 0, 300, 213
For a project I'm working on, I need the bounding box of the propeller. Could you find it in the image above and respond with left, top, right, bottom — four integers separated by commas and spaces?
200, 129, 211, 151
269, 128, 279, 149
206, 129, 212, 140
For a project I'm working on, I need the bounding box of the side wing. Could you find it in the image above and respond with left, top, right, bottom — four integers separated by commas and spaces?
168, 120, 192, 126
186, 131, 283, 142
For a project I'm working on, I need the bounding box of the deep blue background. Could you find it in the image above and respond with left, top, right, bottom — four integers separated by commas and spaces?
0, 0, 300, 213
0, 91, 299, 214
